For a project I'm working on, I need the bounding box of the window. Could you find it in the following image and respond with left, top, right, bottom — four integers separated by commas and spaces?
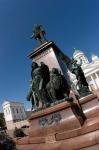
12, 108, 15, 113
21, 115, 24, 120
20, 108, 22, 113
16, 108, 18, 113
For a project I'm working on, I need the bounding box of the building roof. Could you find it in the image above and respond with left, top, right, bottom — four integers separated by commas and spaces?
2, 100, 23, 107
2, 101, 9, 106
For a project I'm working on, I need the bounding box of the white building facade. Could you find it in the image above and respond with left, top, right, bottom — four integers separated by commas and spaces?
69, 49, 99, 91
2, 101, 28, 130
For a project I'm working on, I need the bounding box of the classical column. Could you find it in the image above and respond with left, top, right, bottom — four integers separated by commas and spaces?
90, 74, 97, 89
95, 72, 99, 88
95, 72, 99, 81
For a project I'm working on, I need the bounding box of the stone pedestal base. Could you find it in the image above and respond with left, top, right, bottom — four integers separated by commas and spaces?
16, 94, 99, 150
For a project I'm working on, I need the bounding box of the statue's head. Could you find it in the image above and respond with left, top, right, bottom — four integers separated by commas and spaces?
31, 62, 39, 70
40, 62, 47, 67
40, 61, 45, 65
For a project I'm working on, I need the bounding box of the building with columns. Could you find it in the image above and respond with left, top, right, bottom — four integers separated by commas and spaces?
69, 49, 99, 91
2, 101, 29, 130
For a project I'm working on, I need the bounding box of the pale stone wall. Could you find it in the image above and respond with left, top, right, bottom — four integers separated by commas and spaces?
2, 101, 27, 122
6, 119, 29, 130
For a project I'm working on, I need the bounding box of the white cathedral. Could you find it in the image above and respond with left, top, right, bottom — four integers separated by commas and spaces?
69, 49, 99, 91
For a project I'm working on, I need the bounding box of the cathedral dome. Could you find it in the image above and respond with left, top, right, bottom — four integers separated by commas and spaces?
73, 50, 84, 58
73, 49, 89, 66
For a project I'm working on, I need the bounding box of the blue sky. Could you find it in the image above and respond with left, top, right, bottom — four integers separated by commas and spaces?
0, 0, 99, 110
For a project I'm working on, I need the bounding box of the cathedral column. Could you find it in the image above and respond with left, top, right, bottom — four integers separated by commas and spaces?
90, 75, 97, 89
95, 72, 99, 88
95, 72, 99, 81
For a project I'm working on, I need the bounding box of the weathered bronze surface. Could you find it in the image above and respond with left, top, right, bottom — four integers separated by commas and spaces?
39, 113, 62, 127
46, 68, 70, 102
30, 24, 47, 44
27, 61, 72, 110
70, 58, 91, 97
27, 62, 51, 110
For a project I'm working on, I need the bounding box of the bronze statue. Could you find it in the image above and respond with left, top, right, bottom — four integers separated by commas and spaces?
27, 87, 39, 110
40, 62, 50, 86
27, 62, 73, 110
30, 24, 47, 44
31, 61, 39, 79
71, 59, 90, 96
27, 62, 51, 110
46, 68, 71, 102
27, 62, 39, 110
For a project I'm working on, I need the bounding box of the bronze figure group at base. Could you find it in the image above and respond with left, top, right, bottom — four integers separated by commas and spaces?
27, 59, 91, 111
27, 62, 73, 111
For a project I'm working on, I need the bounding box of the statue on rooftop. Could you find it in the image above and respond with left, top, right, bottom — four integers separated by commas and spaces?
30, 24, 47, 44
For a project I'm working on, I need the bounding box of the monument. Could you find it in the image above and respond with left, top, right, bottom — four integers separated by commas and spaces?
16, 25, 99, 150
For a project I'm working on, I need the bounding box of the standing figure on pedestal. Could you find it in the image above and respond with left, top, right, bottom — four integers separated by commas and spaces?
27, 86, 39, 111
30, 24, 47, 44
40, 62, 50, 86
71, 59, 91, 97
27, 62, 51, 110
27, 62, 39, 110
46, 68, 71, 103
